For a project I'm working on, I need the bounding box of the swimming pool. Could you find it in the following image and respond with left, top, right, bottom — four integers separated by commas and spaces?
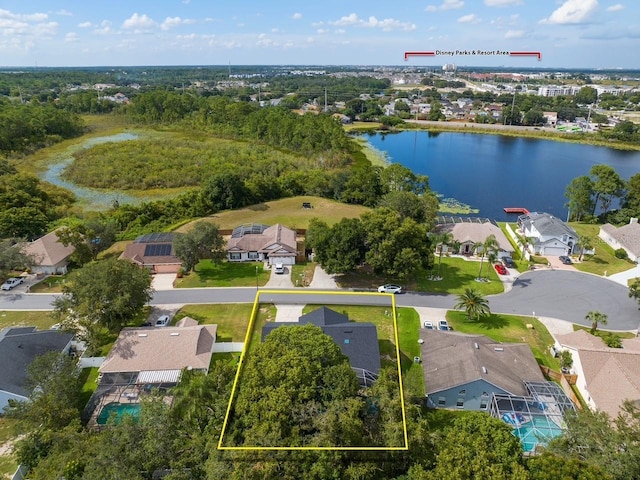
512, 416, 563, 452
97, 402, 141, 425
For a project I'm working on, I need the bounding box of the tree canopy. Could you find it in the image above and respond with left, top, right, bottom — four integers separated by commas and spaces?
174, 221, 225, 272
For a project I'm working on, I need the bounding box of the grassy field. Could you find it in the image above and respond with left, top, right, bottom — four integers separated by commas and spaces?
446, 310, 559, 369
0, 311, 57, 331
176, 196, 370, 232
0, 455, 18, 479
174, 261, 270, 288
337, 256, 504, 295
351, 136, 389, 167
569, 222, 636, 276
174, 304, 256, 342
29, 273, 71, 293
291, 262, 316, 287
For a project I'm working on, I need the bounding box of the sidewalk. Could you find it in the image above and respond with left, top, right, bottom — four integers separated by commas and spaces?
607, 264, 640, 286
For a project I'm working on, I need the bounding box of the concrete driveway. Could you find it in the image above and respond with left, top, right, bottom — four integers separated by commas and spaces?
265, 266, 294, 288
547, 256, 577, 271
309, 266, 338, 289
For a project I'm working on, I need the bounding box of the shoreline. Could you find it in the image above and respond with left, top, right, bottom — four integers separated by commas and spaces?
347, 120, 640, 152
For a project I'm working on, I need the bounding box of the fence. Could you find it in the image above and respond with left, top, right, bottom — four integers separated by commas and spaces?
539, 366, 582, 409
212, 342, 244, 353
504, 223, 531, 261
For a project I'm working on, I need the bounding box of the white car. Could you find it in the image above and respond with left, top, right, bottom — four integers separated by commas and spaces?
1, 277, 24, 291
155, 315, 171, 327
438, 320, 450, 331
377, 284, 402, 294
274, 263, 285, 274
423, 321, 434, 330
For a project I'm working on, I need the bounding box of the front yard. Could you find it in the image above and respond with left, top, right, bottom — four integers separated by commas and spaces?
336, 256, 504, 296
0, 311, 57, 331
174, 261, 271, 288
569, 222, 637, 276
445, 310, 559, 370
174, 304, 257, 342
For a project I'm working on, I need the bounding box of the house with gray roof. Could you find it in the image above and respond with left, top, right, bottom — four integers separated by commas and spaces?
518, 212, 579, 256
421, 330, 545, 410
0, 327, 74, 412
555, 330, 640, 418
599, 218, 640, 262
262, 307, 380, 386
226, 223, 297, 266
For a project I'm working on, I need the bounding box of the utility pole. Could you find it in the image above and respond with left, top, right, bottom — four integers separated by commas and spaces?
324, 87, 327, 112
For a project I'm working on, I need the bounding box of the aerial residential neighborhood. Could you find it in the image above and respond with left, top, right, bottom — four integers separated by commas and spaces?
2, 0, 640, 478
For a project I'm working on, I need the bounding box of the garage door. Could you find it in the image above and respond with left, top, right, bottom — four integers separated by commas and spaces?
541, 246, 566, 256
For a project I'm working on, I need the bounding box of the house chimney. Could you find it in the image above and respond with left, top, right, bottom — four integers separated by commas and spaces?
630, 218, 638, 225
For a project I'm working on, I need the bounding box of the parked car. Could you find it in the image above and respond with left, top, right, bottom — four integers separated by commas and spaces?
424, 321, 434, 330
274, 263, 285, 274
377, 284, 402, 294
494, 264, 508, 275
438, 320, 450, 331
502, 257, 516, 268
1, 277, 24, 291
155, 315, 171, 327
559, 255, 573, 265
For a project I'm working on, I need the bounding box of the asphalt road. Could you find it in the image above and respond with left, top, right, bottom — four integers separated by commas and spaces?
2, 270, 638, 331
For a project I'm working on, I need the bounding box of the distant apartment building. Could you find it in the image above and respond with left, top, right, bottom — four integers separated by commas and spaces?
537, 85, 582, 97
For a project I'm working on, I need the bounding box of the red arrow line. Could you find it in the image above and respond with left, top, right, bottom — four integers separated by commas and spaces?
404, 51, 436, 60
510, 51, 542, 60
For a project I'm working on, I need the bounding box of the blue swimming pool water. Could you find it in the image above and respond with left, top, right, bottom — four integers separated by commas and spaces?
97, 402, 140, 425
512, 416, 563, 452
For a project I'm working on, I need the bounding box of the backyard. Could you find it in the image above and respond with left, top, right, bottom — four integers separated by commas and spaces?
445, 310, 560, 370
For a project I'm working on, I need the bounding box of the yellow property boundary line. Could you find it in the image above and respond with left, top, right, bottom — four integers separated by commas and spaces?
217, 289, 409, 451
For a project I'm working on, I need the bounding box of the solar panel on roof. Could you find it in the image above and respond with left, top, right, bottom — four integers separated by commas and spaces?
144, 244, 172, 257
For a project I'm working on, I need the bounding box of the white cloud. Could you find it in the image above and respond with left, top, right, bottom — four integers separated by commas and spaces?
541, 0, 599, 24
606, 3, 624, 11
93, 20, 113, 35
0, 9, 48, 22
55, 9, 73, 16
292, 12, 303, 20
65, 32, 79, 43
505, 29, 524, 38
271, 28, 280, 33
329, 13, 416, 31
458, 13, 481, 23
122, 13, 157, 32
78, 21, 92, 28
485, 0, 523, 6
425, 0, 464, 11
161, 16, 196, 31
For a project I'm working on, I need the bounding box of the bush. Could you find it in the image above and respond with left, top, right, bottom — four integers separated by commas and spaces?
614, 248, 628, 260
603, 333, 622, 348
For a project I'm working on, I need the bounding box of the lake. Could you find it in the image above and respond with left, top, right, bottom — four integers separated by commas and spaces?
365, 131, 640, 220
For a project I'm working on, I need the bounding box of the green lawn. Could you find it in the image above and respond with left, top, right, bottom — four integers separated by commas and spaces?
0, 455, 18, 478
446, 310, 559, 370
569, 222, 636, 276
174, 261, 270, 288
336, 257, 504, 296
177, 196, 370, 232
29, 273, 71, 293
79, 367, 99, 408
573, 324, 636, 340
497, 222, 530, 272
291, 262, 316, 287
0, 311, 57, 331
175, 304, 255, 342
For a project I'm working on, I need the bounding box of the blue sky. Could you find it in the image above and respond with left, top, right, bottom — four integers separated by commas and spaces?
1, 1, 638, 68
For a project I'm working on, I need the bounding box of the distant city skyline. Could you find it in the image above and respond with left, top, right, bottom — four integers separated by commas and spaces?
1, 1, 638, 69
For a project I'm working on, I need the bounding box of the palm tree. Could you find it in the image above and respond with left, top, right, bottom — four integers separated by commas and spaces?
577, 236, 594, 261
585, 310, 608, 333
475, 234, 499, 280
455, 288, 491, 321
433, 231, 454, 280
486, 250, 498, 279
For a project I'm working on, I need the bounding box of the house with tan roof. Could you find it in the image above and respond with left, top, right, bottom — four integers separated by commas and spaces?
599, 218, 640, 262
434, 219, 514, 259
555, 330, 640, 418
421, 330, 545, 410
119, 232, 182, 273
22, 229, 75, 275
226, 223, 297, 266
98, 317, 217, 387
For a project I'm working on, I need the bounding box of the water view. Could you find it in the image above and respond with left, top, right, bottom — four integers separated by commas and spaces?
365, 131, 640, 220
